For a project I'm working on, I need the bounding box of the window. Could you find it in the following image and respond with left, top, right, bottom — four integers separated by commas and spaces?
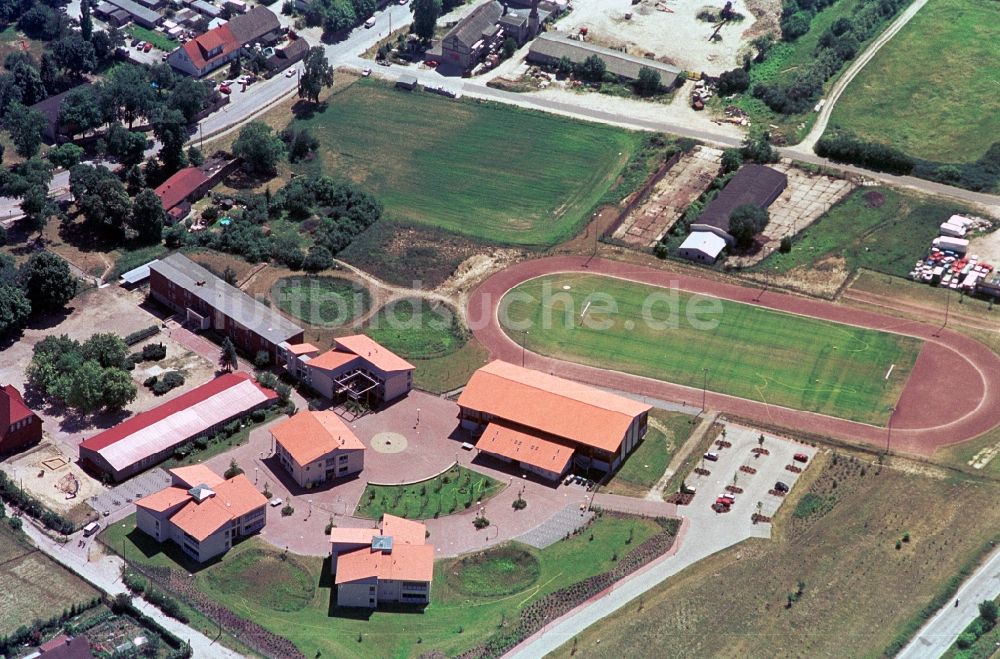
339, 454, 348, 462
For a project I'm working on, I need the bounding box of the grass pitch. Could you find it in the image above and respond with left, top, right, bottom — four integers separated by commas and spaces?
365, 298, 467, 359
502, 274, 921, 424
827, 0, 1000, 163
288, 80, 640, 246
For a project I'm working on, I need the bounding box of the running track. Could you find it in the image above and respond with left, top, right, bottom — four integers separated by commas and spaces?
467, 256, 1000, 456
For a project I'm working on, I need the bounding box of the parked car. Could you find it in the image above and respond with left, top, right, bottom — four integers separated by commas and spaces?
774, 481, 789, 493
703, 451, 720, 462
425, 59, 439, 67
364, 16, 376, 28
130, 38, 140, 47
135, 41, 145, 50
83, 522, 101, 537
285, 68, 296, 77
793, 453, 809, 463
143, 42, 153, 52
711, 502, 730, 513
218, 84, 231, 94
717, 494, 735, 504
269, 497, 283, 507
361, 67, 372, 77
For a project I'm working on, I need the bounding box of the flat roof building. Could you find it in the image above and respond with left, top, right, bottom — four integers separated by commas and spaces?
102, 0, 162, 28
458, 361, 650, 478
271, 411, 365, 488
149, 253, 305, 363
135, 465, 267, 562
79, 372, 277, 482
678, 231, 727, 264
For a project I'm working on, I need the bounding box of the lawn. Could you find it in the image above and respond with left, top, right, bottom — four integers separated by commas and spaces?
754, 186, 976, 278
410, 336, 490, 395
502, 273, 921, 424
126, 26, 176, 53
272, 275, 372, 327
288, 79, 641, 246
365, 297, 467, 359
203, 548, 315, 612
0, 523, 100, 636
551, 452, 1000, 658
827, 0, 1000, 163
354, 465, 503, 519
109, 511, 665, 658
603, 410, 695, 497
445, 546, 541, 597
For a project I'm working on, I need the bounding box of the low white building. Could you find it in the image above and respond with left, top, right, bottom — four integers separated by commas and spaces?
678, 231, 727, 264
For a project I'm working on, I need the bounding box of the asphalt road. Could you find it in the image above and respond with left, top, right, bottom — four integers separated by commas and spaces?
897, 545, 1000, 659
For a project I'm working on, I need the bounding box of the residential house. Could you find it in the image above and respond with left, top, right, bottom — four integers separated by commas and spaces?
266, 38, 309, 74
271, 410, 365, 488
331, 515, 434, 608
153, 167, 210, 223
166, 6, 281, 76
0, 385, 42, 455
135, 465, 267, 562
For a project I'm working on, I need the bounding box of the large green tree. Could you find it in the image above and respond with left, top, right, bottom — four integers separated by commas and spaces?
152, 107, 188, 173
220, 336, 238, 372
19, 183, 53, 235
728, 203, 769, 250
80, 0, 93, 41
51, 34, 97, 76
0, 283, 31, 336
297, 47, 334, 104
4, 102, 46, 158
58, 85, 104, 138
232, 121, 285, 177
81, 333, 128, 369
129, 188, 166, 244
18, 251, 77, 312
410, 0, 440, 42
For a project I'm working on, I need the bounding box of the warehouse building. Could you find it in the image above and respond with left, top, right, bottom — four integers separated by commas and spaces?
271, 410, 365, 488
99, 0, 162, 28
678, 231, 727, 264
331, 515, 434, 608
149, 253, 305, 363
691, 164, 787, 246
79, 373, 277, 482
457, 361, 651, 479
135, 464, 267, 562
285, 335, 414, 406
527, 32, 681, 85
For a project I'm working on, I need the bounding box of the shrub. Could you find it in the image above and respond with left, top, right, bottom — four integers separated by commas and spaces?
144, 376, 158, 387
281, 504, 295, 517
716, 68, 750, 96
473, 516, 490, 529
254, 350, 271, 368
779, 236, 792, 253
141, 342, 167, 361
224, 459, 243, 479
251, 408, 267, 422
124, 325, 160, 346
815, 134, 914, 175
956, 631, 976, 649
512, 496, 527, 510
202, 206, 219, 222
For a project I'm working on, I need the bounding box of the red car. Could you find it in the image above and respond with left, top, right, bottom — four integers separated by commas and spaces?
793, 453, 809, 463
143, 42, 153, 52
218, 85, 231, 95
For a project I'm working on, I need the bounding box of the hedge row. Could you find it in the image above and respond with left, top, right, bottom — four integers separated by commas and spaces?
0, 471, 75, 534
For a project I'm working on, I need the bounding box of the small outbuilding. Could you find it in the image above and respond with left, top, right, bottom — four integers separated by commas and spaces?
678, 231, 727, 264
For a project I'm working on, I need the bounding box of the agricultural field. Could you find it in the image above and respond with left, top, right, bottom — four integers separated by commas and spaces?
183, 514, 664, 658
272, 275, 372, 327
827, 0, 1000, 164
501, 273, 921, 424
0, 523, 99, 636
552, 452, 1000, 658
603, 411, 696, 497
354, 465, 502, 519
288, 79, 641, 246
755, 186, 977, 278
365, 298, 466, 359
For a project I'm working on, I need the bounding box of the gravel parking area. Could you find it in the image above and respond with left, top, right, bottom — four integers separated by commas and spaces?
89, 469, 172, 518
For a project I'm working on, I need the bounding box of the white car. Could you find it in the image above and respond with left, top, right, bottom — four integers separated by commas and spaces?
285, 68, 296, 78
269, 497, 283, 507
361, 67, 372, 77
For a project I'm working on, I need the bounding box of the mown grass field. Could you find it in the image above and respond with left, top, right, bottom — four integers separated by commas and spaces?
410, 337, 490, 394
272, 275, 372, 327
756, 186, 976, 277
0, 524, 99, 636
552, 453, 1000, 659
604, 410, 696, 497
107, 512, 662, 658
365, 298, 466, 359
827, 0, 1000, 163
502, 274, 921, 424
355, 465, 502, 519
289, 80, 641, 246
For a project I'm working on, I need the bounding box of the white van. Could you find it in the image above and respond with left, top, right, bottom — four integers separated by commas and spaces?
83, 522, 101, 537
364, 17, 376, 28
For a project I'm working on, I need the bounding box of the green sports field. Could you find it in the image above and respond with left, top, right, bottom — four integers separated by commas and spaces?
289, 80, 641, 246
501, 274, 922, 424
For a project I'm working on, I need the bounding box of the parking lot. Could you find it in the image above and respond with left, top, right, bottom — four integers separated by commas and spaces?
684, 423, 818, 521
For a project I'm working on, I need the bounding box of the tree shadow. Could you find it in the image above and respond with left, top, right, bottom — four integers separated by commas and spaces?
290, 99, 327, 120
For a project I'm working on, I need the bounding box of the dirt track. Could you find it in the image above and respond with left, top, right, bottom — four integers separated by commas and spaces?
467, 256, 1000, 456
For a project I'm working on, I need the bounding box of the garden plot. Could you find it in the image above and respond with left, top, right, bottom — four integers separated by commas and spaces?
614, 146, 722, 247
553, 0, 771, 75
729, 163, 854, 267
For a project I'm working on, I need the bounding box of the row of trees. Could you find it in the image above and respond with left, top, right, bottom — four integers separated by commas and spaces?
815, 133, 914, 175
26, 331, 137, 413
0, 251, 77, 338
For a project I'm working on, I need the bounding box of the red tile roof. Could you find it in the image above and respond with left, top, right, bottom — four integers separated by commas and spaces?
38, 634, 92, 659
2, 384, 35, 427
271, 411, 365, 466
335, 335, 415, 373
80, 373, 276, 453
169, 473, 266, 541
457, 361, 650, 453
170, 464, 224, 489
287, 343, 319, 355
476, 422, 574, 475
135, 486, 192, 513
307, 350, 360, 371
180, 23, 239, 72
335, 543, 435, 584
154, 167, 210, 212
379, 514, 426, 546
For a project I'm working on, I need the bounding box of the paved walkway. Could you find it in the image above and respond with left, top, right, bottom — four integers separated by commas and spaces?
467, 255, 1000, 456
590, 493, 676, 518
898, 545, 1000, 659
20, 520, 239, 659
516, 503, 595, 550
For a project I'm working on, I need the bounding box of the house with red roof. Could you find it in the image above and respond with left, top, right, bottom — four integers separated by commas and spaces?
135, 465, 267, 562
154, 167, 211, 223
331, 514, 433, 608
166, 6, 281, 77
457, 361, 651, 479
78, 372, 277, 482
284, 335, 414, 406
1, 384, 42, 455
271, 410, 365, 487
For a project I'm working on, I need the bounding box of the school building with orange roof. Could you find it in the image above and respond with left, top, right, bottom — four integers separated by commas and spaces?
283, 335, 414, 406
457, 360, 651, 481
134, 465, 267, 563
329, 514, 433, 608
270, 410, 365, 488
